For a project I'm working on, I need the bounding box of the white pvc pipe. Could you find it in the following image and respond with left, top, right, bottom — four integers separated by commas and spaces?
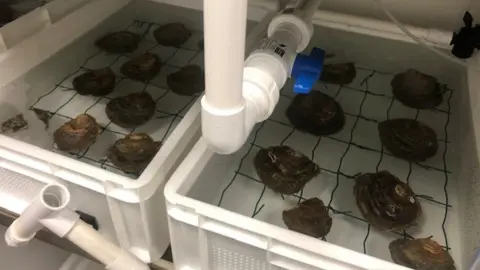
203, 0, 247, 110
5, 184, 70, 246
313, 10, 452, 48
291, 0, 322, 23
66, 222, 149, 270
5, 183, 150, 270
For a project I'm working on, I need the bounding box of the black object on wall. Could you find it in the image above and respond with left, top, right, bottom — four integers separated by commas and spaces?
450, 11, 480, 59
75, 210, 99, 231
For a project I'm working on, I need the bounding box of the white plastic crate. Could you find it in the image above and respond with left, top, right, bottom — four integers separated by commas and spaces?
165, 10, 478, 270
0, 0, 270, 263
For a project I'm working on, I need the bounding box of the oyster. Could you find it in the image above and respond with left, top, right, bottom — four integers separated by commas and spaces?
120, 52, 161, 82
108, 133, 161, 174
53, 114, 101, 151
391, 69, 443, 109
105, 92, 156, 128
378, 119, 438, 162
153, 23, 192, 47
286, 91, 345, 136
254, 145, 320, 194
72, 68, 116, 96
320, 63, 356, 85
167, 65, 204, 96
283, 197, 332, 238
95, 31, 141, 54
33, 109, 53, 128
389, 238, 456, 270
1, 114, 27, 134
354, 171, 421, 232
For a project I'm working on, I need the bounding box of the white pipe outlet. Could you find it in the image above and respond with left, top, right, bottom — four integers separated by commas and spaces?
5, 183, 149, 270
202, 0, 322, 154
5, 184, 71, 246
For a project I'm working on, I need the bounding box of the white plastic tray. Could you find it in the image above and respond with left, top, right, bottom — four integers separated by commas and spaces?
165, 15, 468, 269
0, 1, 213, 261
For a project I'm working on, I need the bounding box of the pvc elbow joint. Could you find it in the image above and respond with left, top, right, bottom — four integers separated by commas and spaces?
201, 97, 249, 154
202, 57, 282, 155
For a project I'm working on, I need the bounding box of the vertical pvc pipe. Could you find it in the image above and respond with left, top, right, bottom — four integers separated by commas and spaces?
203, 0, 248, 109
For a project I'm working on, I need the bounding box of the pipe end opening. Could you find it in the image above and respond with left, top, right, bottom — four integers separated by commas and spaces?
41, 184, 70, 210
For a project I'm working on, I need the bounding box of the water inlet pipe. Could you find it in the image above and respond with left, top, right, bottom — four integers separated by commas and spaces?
4, 184, 150, 270
202, 0, 325, 154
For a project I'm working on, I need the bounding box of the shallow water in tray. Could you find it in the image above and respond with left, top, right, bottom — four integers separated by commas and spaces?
212, 66, 460, 268
2, 20, 204, 179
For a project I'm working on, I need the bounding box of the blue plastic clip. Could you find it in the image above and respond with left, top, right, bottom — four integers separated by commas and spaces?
291, 47, 325, 94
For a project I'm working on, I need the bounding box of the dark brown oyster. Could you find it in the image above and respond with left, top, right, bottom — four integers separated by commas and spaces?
389, 238, 456, 270
320, 63, 356, 85
33, 109, 53, 129
72, 68, 116, 96
391, 69, 444, 109
108, 133, 161, 174
379, 119, 438, 162
95, 31, 141, 54
153, 23, 192, 47
286, 91, 345, 136
254, 145, 320, 194
1, 114, 27, 134
283, 197, 332, 238
0, 4, 15, 27
53, 114, 101, 151
105, 92, 156, 128
120, 52, 161, 82
198, 38, 204, 50
167, 65, 204, 96
354, 171, 421, 232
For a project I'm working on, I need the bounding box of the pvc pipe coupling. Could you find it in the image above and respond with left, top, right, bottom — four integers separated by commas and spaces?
5, 184, 72, 247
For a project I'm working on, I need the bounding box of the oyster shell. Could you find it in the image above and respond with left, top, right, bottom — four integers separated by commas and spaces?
254, 145, 320, 194
1, 114, 27, 134
95, 31, 141, 54
53, 114, 101, 151
378, 119, 438, 162
167, 65, 204, 96
286, 91, 345, 136
389, 238, 456, 270
354, 171, 421, 231
33, 108, 53, 128
108, 133, 161, 174
72, 68, 116, 96
153, 23, 192, 47
320, 63, 356, 85
283, 197, 332, 238
105, 92, 156, 128
391, 69, 443, 109
120, 52, 161, 82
